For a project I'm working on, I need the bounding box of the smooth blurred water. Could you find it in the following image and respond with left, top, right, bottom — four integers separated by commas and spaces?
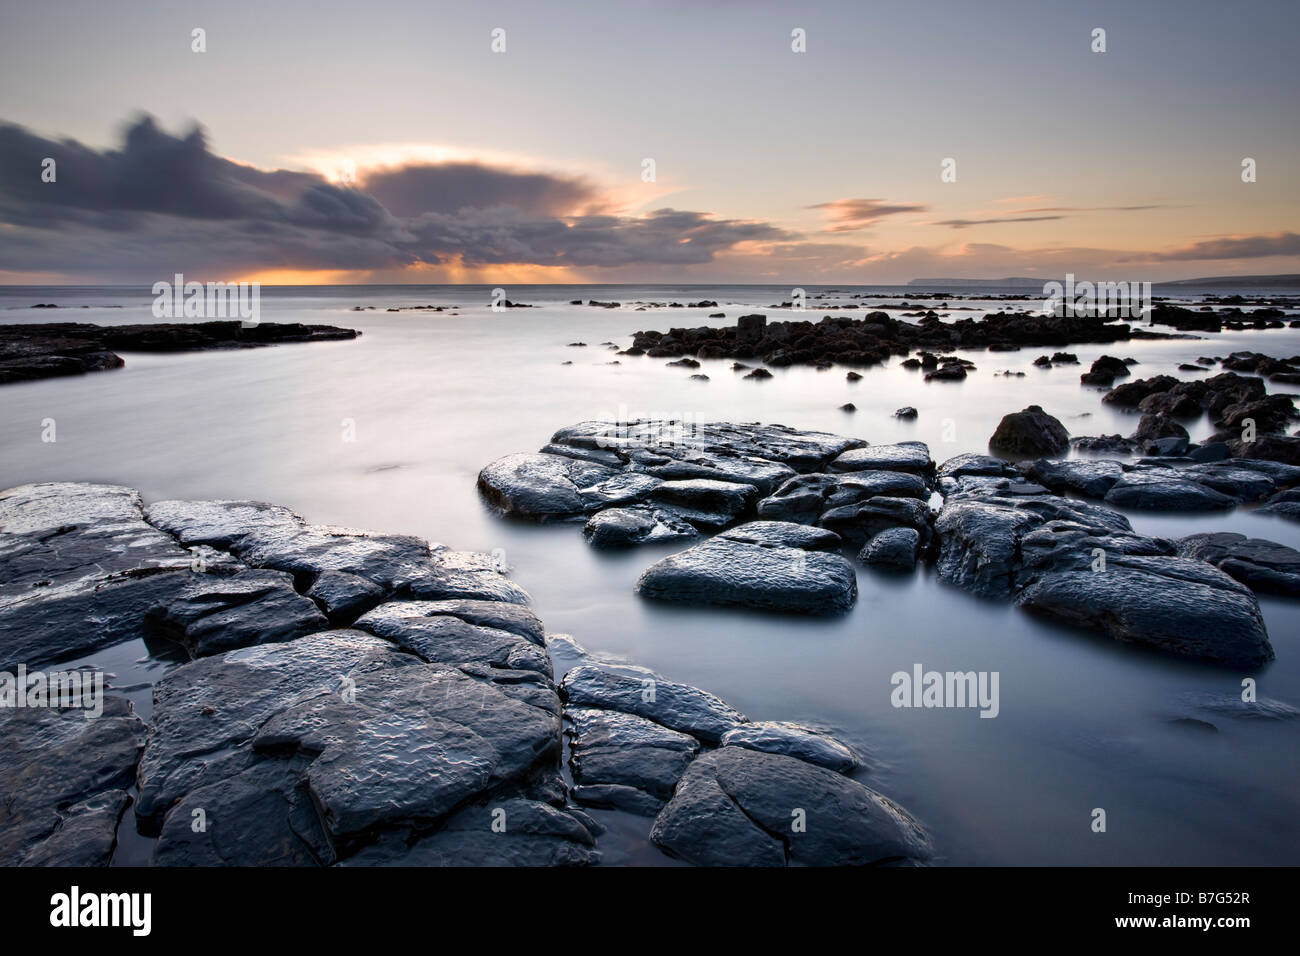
2, 284, 1297, 865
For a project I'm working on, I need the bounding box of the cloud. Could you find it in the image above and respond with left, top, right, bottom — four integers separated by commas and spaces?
1125, 232, 1300, 262
808, 198, 928, 232
931, 215, 1065, 229
0, 115, 790, 279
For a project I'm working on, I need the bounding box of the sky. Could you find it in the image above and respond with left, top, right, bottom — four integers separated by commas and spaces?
0, 0, 1297, 284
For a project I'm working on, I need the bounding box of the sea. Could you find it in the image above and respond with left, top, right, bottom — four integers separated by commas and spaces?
2, 283, 1297, 866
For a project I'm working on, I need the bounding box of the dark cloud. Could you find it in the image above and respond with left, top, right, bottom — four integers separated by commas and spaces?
360, 163, 600, 218
933, 215, 1064, 229
1128, 232, 1300, 262
809, 198, 928, 232
0, 115, 789, 278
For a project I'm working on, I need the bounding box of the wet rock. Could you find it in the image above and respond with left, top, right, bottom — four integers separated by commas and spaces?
819, 496, 932, 549
859, 527, 921, 570
988, 406, 1069, 458
936, 454, 1018, 481
0, 321, 359, 386
636, 522, 856, 613
474, 454, 623, 518
582, 507, 700, 548
144, 568, 329, 657
353, 600, 550, 674
934, 485, 1273, 666
0, 483, 197, 669
650, 748, 932, 866
1024, 459, 1124, 498
1225, 435, 1300, 465
0, 697, 145, 866
559, 662, 746, 744
306, 570, 386, 623
565, 706, 699, 812
646, 479, 759, 530
1176, 532, 1300, 597
756, 471, 927, 525
139, 631, 563, 863
1015, 558, 1272, 667
1103, 470, 1237, 512
1081, 355, 1132, 386
745, 368, 773, 380
146, 497, 437, 591
1258, 487, 1300, 521
342, 799, 597, 867
829, 441, 932, 474
721, 722, 859, 774
894, 406, 918, 419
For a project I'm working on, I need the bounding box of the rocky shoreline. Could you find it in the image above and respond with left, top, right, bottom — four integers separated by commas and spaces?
479, 419, 1299, 665
0, 481, 927, 867
0, 321, 360, 385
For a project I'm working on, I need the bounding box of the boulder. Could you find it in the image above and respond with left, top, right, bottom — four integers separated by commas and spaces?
1176, 532, 1300, 597
858, 527, 921, 570
635, 522, 857, 614
650, 748, 932, 866
988, 406, 1069, 458
828, 441, 932, 474
0, 696, 145, 866
720, 721, 859, 773
559, 662, 746, 744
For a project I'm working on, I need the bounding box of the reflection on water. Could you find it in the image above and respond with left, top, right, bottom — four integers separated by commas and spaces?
2, 284, 1297, 865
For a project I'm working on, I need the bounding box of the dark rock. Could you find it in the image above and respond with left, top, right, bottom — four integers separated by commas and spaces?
1024, 459, 1124, 498
559, 662, 746, 744
138, 631, 563, 862
636, 522, 857, 614
1176, 532, 1300, 596
0, 697, 144, 866
858, 527, 921, 570
0, 483, 197, 670
144, 568, 329, 657
934, 487, 1273, 666
0, 321, 359, 386
829, 441, 932, 474
353, 600, 550, 674
988, 406, 1070, 458
1103, 470, 1237, 512
650, 748, 932, 866
582, 507, 700, 548
306, 571, 386, 623
819, 496, 932, 549
894, 406, 918, 419
1080, 355, 1132, 386
719, 722, 859, 774
565, 706, 699, 811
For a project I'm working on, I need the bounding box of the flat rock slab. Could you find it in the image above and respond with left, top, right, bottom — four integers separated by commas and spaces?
353, 600, 551, 674
144, 568, 329, 657
650, 748, 932, 866
560, 662, 746, 744
565, 706, 700, 811
341, 799, 597, 867
829, 442, 933, 474
138, 630, 562, 863
0, 696, 145, 866
583, 507, 700, 547
1177, 532, 1300, 597
720, 721, 859, 774
757, 471, 927, 524
0, 483, 198, 669
636, 521, 858, 613
935, 488, 1274, 667
479, 421, 875, 539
